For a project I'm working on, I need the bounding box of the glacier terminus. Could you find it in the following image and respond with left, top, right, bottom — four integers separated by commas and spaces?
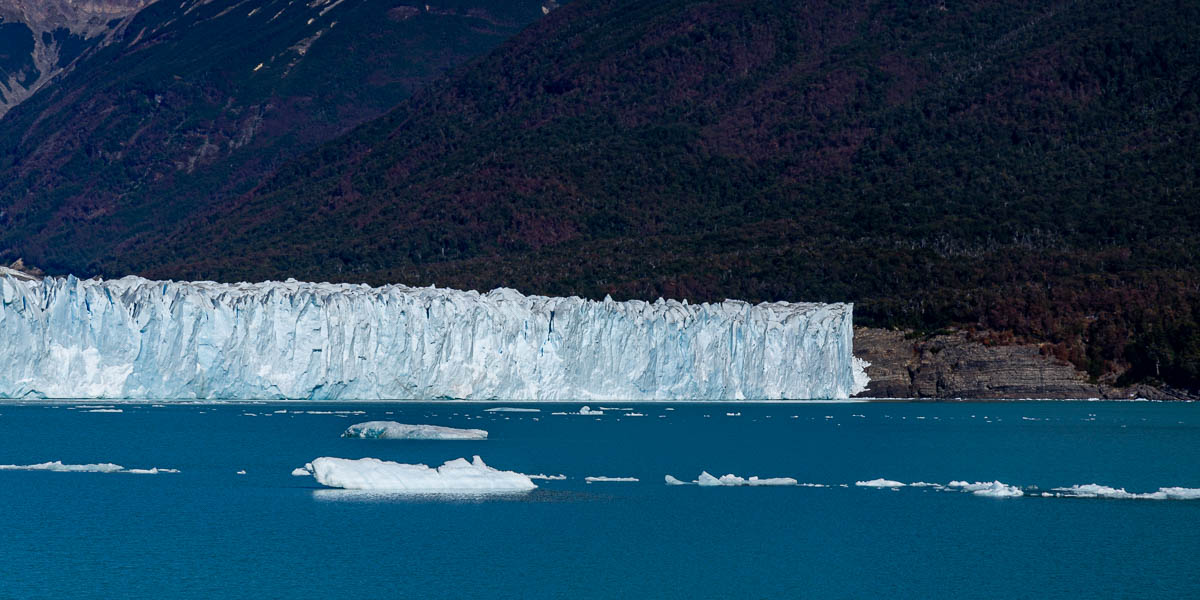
0, 273, 868, 400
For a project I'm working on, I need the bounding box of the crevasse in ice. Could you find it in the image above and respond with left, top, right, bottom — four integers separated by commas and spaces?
0, 274, 867, 400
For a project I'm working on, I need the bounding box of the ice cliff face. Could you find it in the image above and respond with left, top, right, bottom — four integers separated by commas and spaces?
0, 274, 867, 400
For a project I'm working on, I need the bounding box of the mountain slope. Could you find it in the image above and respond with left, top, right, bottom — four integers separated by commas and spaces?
18, 0, 1200, 388
0, 0, 154, 116
0, 0, 553, 272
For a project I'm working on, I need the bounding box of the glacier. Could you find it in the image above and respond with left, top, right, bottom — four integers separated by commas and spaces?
0, 273, 867, 400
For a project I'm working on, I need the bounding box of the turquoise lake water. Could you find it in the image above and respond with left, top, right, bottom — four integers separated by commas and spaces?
0, 401, 1197, 598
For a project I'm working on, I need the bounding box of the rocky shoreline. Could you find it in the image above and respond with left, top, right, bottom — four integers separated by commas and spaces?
853, 327, 1197, 401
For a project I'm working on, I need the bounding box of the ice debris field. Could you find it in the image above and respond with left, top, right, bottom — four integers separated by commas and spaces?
11, 453, 1197, 500
0, 274, 867, 400
291, 458, 1200, 499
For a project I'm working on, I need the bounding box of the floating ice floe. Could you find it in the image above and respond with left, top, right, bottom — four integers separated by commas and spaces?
303, 456, 536, 492
623, 412, 645, 417
855, 478, 906, 488
673, 471, 798, 486
87, 409, 123, 413
585, 476, 639, 483
1047, 484, 1200, 500
341, 421, 488, 440
0, 275, 865, 400
577, 406, 603, 416
0, 461, 177, 474
947, 480, 1024, 497
236, 470, 247, 475
526, 473, 567, 481
484, 407, 540, 413
291, 466, 312, 476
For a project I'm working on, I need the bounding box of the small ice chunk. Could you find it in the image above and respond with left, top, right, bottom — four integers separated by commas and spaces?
0, 461, 125, 473
484, 407, 540, 413
745, 476, 799, 486
577, 406, 603, 416
87, 409, 123, 413
694, 471, 797, 486
856, 478, 906, 488
0, 461, 176, 474
291, 467, 312, 476
1156, 487, 1200, 500
948, 480, 1023, 497
342, 421, 487, 440
307, 455, 536, 492
236, 470, 247, 475
623, 412, 645, 417
585, 476, 639, 483
527, 473, 567, 481
664, 475, 688, 485
1051, 484, 1200, 500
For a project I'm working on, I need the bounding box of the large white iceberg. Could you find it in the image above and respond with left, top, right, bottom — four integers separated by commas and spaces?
304, 455, 536, 492
341, 421, 488, 440
0, 274, 866, 400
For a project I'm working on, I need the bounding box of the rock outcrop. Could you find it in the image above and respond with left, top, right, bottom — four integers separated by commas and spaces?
0, 0, 154, 116
853, 327, 1195, 400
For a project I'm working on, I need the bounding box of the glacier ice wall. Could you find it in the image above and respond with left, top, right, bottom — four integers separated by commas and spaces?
0, 274, 867, 400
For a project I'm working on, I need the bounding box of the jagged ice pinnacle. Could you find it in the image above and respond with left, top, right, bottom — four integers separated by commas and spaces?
0, 274, 868, 400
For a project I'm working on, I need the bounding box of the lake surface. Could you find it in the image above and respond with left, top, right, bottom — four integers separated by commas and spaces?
0, 401, 1197, 598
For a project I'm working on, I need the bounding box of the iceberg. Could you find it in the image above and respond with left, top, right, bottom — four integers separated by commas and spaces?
855, 478, 906, 488
0, 274, 865, 400
304, 455, 536, 492
947, 480, 1024, 498
341, 421, 488, 440
692, 471, 798, 486
0, 461, 124, 473
1049, 484, 1200, 500
0, 461, 177, 474
585, 476, 639, 483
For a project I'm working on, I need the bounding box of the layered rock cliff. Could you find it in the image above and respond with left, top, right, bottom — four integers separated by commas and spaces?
853, 328, 1195, 400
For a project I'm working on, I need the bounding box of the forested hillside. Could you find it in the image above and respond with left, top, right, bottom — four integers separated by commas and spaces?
0, 0, 552, 272
8, 0, 1200, 389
